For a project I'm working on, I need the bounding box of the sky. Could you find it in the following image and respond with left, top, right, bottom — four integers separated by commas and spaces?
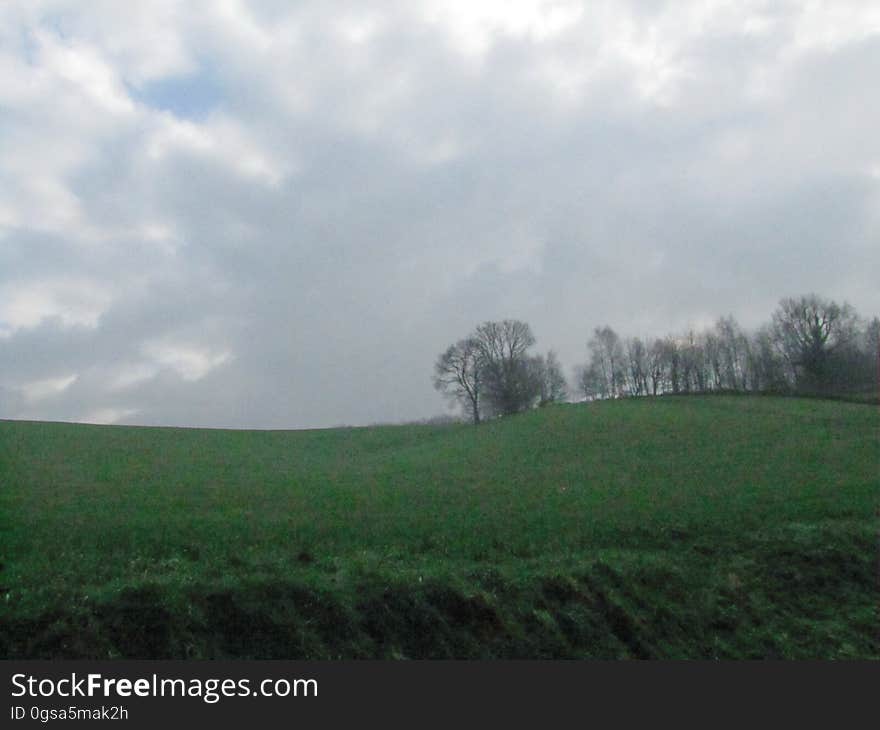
1, 0, 879, 428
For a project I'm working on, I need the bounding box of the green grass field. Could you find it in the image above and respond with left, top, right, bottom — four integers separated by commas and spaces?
1, 395, 877, 659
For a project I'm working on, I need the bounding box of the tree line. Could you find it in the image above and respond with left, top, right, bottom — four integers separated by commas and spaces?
576, 294, 878, 401
434, 294, 879, 422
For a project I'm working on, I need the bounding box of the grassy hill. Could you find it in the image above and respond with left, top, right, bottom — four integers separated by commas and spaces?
1, 395, 877, 659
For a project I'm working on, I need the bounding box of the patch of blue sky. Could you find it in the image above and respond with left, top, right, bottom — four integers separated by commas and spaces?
131, 70, 225, 121
18, 27, 40, 65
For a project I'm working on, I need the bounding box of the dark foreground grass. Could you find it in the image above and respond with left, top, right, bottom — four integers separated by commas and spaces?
1, 396, 877, 658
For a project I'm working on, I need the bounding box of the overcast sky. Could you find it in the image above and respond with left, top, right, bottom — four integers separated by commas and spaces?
1, 1, 878, 428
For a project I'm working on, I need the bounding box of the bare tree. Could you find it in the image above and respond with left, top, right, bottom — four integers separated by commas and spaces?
863, 317, 880, 374
746, 324, 790, 392
703, 330, 723, 390
575, 362, 604, 400
587, 326, 625, 398
864, 317, 880, 354
473, 320, 540, 416
862, 317, 880, 393
714, 316, 750, 391
532, 350, 568, 405
647, 338, 668, 395
821, 314, 880, 395
677, 330, 709, 393
771, 294, 859, 392
433, 337, 483, 424
663, 336, 682, 394
624, 337, 649, 396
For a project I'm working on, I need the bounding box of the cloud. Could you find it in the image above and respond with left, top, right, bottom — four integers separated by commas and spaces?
0, 277, 113, 337
1, 0, 878, 426
141, 340, 231, 382
80, 407, 140, 425
20, 373, 78, 402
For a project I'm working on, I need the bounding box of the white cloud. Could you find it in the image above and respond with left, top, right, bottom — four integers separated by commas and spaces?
425, 0, 584, 58
108, 362, 160, 392
790, 1, 880, 53
34, 29, 135, 116
80, 407, 139, 425
146, 114, 286, 185
142, 340, 231, 382
20, 373, 78, 402
0, 279, 113, 337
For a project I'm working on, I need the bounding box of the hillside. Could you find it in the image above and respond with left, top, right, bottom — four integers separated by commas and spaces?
1, 395, 877, 658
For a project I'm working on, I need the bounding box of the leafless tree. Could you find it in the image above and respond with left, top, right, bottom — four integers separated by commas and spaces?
473, 319, 540, 416
575, 362, 604, 400
746, 324, 790, 392
532, 350, 568, 405
624, 337, 649, 396
663, 336, 682, 394
677, 330, 709, 393
714, 316, 750, 391
647, 338, 668, 395
861, 317, 880, 392
587, 326, 625, 398
433, 337, 483, 424
771, 294, 859, 392
703, 330, 723, 390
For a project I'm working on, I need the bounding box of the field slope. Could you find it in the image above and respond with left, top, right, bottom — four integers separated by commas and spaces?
1, 396, 877, 659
